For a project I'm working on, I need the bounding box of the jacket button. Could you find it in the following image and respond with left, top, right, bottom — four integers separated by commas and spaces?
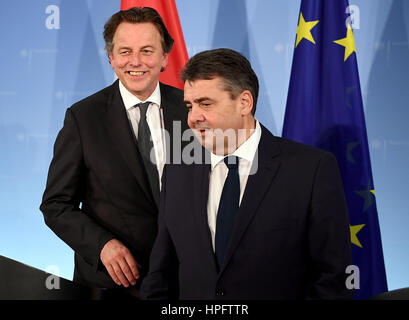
216, 289, 225, 296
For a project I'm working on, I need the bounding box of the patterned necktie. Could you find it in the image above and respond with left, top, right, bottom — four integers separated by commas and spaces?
215, 156, 240, 269
136, 102, 160, 205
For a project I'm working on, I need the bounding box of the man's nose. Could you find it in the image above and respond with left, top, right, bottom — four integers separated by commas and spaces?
188, 105, 205, 125
128, 52, 142, 66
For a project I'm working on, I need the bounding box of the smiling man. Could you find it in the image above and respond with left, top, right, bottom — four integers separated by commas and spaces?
108, 20, 169, 101
141, 48, 353, 300
40, 7, 189, 298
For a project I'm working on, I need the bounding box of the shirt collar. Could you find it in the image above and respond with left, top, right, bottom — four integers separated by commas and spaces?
210, 120, 262, 170
119, 80, 161, 110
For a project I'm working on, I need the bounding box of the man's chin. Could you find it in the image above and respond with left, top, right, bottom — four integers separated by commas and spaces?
192, 129, 230, 155
203, 140, 227, 156
193, 132, 209, 150
192, 131, 211, 151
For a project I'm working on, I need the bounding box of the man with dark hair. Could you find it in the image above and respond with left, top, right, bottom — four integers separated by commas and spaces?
40, 7, 188, 298
141, 48, 353, 299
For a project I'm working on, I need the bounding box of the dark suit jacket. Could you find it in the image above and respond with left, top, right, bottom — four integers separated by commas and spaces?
141, 124, 353, 300
40, 80, 189, 289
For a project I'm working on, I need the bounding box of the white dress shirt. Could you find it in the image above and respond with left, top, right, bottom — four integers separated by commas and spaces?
207, 120, 262, 251
119, 81, 166, 190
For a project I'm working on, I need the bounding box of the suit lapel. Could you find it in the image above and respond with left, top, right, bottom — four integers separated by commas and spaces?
160, 83, 189, 164
192, 152, 220, 271
220, 126, 281, 274
100, 80, 154, 203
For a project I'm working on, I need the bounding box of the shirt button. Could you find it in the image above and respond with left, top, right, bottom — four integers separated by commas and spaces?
216, 289, 225, 296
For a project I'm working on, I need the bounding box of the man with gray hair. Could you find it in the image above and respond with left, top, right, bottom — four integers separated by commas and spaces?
141, 48, 353, 300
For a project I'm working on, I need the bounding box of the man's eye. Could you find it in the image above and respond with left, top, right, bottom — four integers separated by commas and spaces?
185, 105, 192, 110
142, 49, 153, 54
120, 51, 129, 55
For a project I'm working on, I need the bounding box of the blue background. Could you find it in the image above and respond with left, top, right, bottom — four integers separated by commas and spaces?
0, 0, 408, 292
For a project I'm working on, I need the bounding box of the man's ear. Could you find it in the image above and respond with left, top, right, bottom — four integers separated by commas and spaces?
239, 90, 254, 116
160, 53, 169, 72
108, 53, 114, 67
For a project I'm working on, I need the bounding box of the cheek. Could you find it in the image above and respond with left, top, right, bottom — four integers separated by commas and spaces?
111, 57, 127, 69
146, 55, 166, 69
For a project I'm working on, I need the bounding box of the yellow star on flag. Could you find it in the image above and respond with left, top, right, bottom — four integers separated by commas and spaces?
334, 24, 357, 61
350, 224, 365, 248
295, 12, 319, 47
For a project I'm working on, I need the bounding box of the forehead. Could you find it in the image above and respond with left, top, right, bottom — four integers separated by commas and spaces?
184, 78, 228, 99
113, 22, 162, 47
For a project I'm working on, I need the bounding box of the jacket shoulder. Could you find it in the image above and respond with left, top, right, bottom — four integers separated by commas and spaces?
160, 82, 184, 97
160, 82, 184, 107
69, 81, 118, 114
274, 136, 336, 163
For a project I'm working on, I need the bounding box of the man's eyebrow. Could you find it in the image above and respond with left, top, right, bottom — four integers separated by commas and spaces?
184, 97, 214, 104
117, 45, 155, 50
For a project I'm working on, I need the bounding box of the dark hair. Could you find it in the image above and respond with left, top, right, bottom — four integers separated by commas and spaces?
180, 48, 259, 115
103, 7, 174, 54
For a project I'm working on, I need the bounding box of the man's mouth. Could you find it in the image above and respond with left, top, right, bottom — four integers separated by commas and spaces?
196, 128, 209, 136
127, 71, 146, 76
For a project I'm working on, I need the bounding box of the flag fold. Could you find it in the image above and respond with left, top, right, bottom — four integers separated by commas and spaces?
282, 0, 388, 300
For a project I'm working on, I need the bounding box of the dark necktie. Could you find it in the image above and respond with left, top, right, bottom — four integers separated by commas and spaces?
215, 156, 240, 269
137, 102, 160, 205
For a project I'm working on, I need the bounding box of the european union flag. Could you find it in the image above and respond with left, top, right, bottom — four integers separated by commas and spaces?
282, 0, 388, 300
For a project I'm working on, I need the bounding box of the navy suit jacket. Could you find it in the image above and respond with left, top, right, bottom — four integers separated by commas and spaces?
141, 124, 353, 300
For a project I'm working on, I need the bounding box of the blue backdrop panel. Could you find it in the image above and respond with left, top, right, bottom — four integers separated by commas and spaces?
0, 0, 408, 292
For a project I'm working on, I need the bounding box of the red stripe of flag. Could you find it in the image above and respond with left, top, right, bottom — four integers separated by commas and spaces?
120, 0, 188, 89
